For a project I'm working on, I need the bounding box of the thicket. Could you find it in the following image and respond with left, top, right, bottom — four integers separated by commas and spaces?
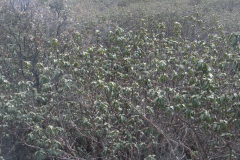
0, 0, 240, 159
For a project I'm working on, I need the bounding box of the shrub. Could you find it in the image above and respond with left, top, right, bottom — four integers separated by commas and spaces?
0, 0, 240, 159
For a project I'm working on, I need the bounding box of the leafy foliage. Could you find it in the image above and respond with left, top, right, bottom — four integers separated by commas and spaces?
0, 0, 240, 159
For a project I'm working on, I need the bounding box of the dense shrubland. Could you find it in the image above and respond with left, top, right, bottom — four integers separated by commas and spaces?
0, 0, 240, 159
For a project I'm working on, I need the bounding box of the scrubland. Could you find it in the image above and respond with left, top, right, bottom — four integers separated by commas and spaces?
0, 0, 240, 159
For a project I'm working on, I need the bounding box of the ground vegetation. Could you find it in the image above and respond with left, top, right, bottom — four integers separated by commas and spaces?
0, 0, 240, 159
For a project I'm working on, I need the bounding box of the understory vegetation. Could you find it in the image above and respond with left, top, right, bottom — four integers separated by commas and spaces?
0, 0, 240, 159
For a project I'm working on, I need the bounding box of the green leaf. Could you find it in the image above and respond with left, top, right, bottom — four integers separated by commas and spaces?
230, 33, 238, 48
220, 94, 225, 105
192, 97, 200, 107
35, 150, 45, 160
